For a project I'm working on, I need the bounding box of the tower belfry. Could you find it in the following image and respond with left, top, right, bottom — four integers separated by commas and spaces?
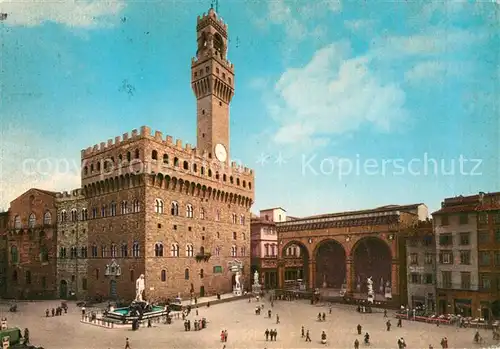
191, 8, 234, 162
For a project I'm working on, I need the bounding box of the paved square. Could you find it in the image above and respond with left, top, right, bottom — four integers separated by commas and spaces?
0, 298, 496, 348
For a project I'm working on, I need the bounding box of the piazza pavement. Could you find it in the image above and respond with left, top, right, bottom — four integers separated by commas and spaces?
0, 296, 497, 349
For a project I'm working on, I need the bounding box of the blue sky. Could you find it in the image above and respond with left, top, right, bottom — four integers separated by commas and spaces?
0, 0, 498, 216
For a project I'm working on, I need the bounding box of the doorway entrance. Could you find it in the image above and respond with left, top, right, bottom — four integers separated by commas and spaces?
200, 286, 205, 298
59, 280, 68, 299
109, 279, 117, 299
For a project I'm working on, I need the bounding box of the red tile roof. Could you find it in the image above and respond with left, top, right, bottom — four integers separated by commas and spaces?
432, 204, 478, 215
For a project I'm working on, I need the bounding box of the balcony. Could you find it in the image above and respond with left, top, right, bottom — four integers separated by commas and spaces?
195, 252, 211, 262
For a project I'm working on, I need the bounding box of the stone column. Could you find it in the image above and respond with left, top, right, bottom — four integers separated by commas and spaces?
308, 260, 316, 289
277, 263, 284, 289
391, 261, 399, 296
346, 256, 353, 293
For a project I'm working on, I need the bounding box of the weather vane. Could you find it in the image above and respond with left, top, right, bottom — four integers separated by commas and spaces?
211, 0, 219, 13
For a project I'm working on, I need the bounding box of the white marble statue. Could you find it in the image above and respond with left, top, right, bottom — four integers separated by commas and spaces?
135, 274, 145, 302
367, 276, 374, 296
253, 271, 259, 285
235, 271, 241, 289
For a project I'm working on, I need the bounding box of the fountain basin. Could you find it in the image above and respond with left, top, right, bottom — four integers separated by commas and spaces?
104, 305, 168, 324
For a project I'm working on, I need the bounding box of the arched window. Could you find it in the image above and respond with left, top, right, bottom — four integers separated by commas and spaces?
240, 214, 245, 225
231, 245, 237, 257
214, 246, 221, 256
132, 242, 140, 257
174, 157, 179, 167
110, 202, 117, 216
101, 245, 107, 258
121, 243, 128, 257
184, 268, 190, 280
135, 149, 140, 159
240, 246, 245, 256
110, 244, 117, 257
186, 204, 193, 218
152, 150, 158, 160
193, 164, 197, 172
171, 243, 179, 257
243, 180, 246, 188
186, 244, 194, 257
163, 154, 169, 164
127, 151, 131, 162
223, 174, 227, 182
97, 162, 101, 172
84, 166, 88, 175
28, 213, 36, 228
171, 201, 179, 216
199, 246, 205, 255
200, 269, 204, 278
249, 182, 252, 189
183, 161, 189, 170
121, 201, 128, 214
10, 246, 18, 263
236, 178, 240, 186
208, 169, 212, 177
161, 269, 166, 282
155, 199, 164, 214
43, 212, 52, 225
59, 247, 67, 258
60, 210, 67, 223
231, 213, 237, 224
133, 200, 140, 213
201, 167, 205, 175
71, 209, 78, 221
101, 205, 107, 218
155, 243, 164, 257
230, 176, 233, 184
70, 247, 77, 258
81, 246, 88, 258
264, 244, 269, 256
200, 208, 205, 220
232, 232, 237, 240
91, 244, 98, 257
14, 215, 21, 229
81, 209, 88, 221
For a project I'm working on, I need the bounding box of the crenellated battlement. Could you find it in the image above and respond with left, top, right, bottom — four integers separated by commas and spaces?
55, 188, 85, 199
81, 125, 253, 176
197, 8, 228, 33
191, 53, 234, 72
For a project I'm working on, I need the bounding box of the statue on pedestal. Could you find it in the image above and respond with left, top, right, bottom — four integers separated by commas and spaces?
253, 271, 259, 286
135, 274, 145, 302
235, 271, 241, 289
367, 276, 374, 304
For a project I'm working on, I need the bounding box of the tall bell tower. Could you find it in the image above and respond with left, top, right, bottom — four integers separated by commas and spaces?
191, 8, 234, 163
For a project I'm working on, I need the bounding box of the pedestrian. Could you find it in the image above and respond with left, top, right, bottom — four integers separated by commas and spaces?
265, 329, 269, 341
273, 329, 278, 341
124, 338, 131, 349
386, 320, 391, 331
354, 338, 359, 349
329, 305, 332, 314
301, 326, 305, 337
384, 309, 388, 317
305, 330, 311, 342
357, 324, 362, 335
224, 329, 228, 342
397, 318, 402, 327
322, 312, 326, 321
276, 314, 280, 324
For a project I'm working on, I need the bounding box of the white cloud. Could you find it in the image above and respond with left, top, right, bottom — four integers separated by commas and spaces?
257, 0, 340, 44
404, 61, 466, 83
0, 0, 126, 28
0, 125, 80, 210
344, 19, 375, 32
269, 42, 408, 147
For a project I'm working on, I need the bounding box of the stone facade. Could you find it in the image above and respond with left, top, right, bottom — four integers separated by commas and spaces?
55, 189, 89, 299
276, 204, 429, 305
405, 220, 436, 310
433, 195, 480, 316
0, 211, 8, 296
251, 208, 284, 289
5, 189, 58, 299
79, 8, 254, 301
